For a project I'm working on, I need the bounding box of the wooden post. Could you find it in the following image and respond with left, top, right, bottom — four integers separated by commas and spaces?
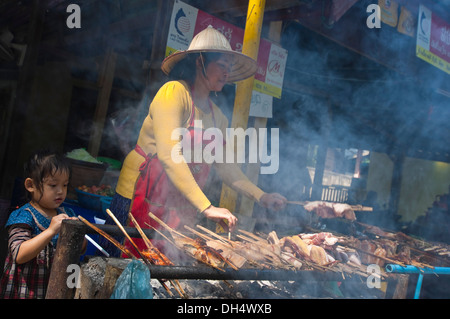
46, 220, 86, 299
147, 0, 172, 92
353, 149, 363, 178
130, 0, 172, 143
88, 48, 117, 157
385, 274, 410, 299
238, 21, 283, 221
311, 143, 327, 200
97, 258, 130, 299
388, 153, 404, 217
1, 0, 46, 196
219, 0, 266, 215
311, 100, 332, 201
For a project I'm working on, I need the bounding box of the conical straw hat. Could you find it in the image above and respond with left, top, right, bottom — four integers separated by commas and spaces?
161, 25, 257, 83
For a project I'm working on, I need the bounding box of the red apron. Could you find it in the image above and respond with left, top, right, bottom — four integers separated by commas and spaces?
124, 99, 217, 256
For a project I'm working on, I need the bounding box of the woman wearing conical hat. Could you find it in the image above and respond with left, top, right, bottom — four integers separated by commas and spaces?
110, 26, 286, 256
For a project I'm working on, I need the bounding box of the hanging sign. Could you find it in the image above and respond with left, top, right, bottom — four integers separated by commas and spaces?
416, 5, 450, 74
166, 0, 287, 100
249, 90, 272, 118
397, 6, 415, 37
379, 0, 399, 27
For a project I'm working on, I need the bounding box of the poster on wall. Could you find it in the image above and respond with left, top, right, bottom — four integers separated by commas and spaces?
416, 5, 450, 74
166, 0, 288, 117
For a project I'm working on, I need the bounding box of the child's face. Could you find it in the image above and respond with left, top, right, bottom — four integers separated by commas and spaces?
26, 170, 69, 212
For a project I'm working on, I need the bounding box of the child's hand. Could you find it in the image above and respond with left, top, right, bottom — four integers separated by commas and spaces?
48, 214, 76, 235
15, 214, 78, 264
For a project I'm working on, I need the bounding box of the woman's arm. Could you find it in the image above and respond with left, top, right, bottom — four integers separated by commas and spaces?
214, 161, 265, 202
214, 162, 286, 211
151, 82, 211, 212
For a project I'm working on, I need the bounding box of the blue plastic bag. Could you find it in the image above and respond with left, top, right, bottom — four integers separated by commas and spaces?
110, 260, 153, 299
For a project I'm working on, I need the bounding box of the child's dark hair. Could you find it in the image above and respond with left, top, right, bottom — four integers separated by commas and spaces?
23, 148, 71, 201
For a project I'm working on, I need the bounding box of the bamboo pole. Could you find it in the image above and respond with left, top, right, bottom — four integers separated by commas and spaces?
238, 20, 283, 222
219, 0, 266, 223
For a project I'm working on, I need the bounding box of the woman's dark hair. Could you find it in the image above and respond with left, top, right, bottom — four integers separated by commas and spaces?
23, 148, 71, 201
168, 52, 224, 86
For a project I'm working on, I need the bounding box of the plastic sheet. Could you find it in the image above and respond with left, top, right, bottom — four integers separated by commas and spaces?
110, 260, 153, 299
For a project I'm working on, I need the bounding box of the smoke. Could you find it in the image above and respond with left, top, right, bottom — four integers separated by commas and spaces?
62, 2, 450, 241
255, 7, 450, 238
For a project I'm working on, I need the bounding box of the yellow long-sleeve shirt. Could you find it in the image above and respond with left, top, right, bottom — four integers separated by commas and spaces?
116, 80, 264, 213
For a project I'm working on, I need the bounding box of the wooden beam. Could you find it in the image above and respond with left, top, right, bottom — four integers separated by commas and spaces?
328, 0, 359, 24
289, 1, 450, 93
188, 0, 306, 18
63, 8, 157, 47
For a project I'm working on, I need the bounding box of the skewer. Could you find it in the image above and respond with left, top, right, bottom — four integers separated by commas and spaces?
286, 200, 307, 205
128, 213, 187, 298
146, 215, 226, 272
128, 213, 155, 252
287, 200, 373, 212
196, 225, 230, 245
79, 216, 178, 296
78, 215, 135, 258
345, 243, 406, 267
105, 209, 148, 262
184, 225, 239, 270
85, 234, 110, 257
236, 234, 260, 244
238, 229, 267, 242
148, 212, 190, 239
196, 226, 268, 267
185, 225, 217, 242
145, 222, 179, 249
128, 213, 173, 265
104, 209, 174, 297
234, 233, 292, 270
195, 225, 278, 270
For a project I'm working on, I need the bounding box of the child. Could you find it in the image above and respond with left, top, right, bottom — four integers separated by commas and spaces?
0, 149, 80, 299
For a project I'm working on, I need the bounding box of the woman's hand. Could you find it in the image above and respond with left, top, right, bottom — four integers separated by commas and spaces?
201, 205, 238, 231
259, 193, 287, 211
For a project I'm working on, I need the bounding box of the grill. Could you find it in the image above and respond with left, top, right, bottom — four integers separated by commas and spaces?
146, 265, 342, 281
45, 219, 449, 299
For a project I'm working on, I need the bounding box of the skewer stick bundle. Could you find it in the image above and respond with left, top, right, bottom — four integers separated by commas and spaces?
147, 213, 228, 272
128, 213, 154, 251
104, 209, 178, 297
128, 213, 174, 266
105, 209, 147, 262
128, 213, 187, 297
184, 225, 239, 271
